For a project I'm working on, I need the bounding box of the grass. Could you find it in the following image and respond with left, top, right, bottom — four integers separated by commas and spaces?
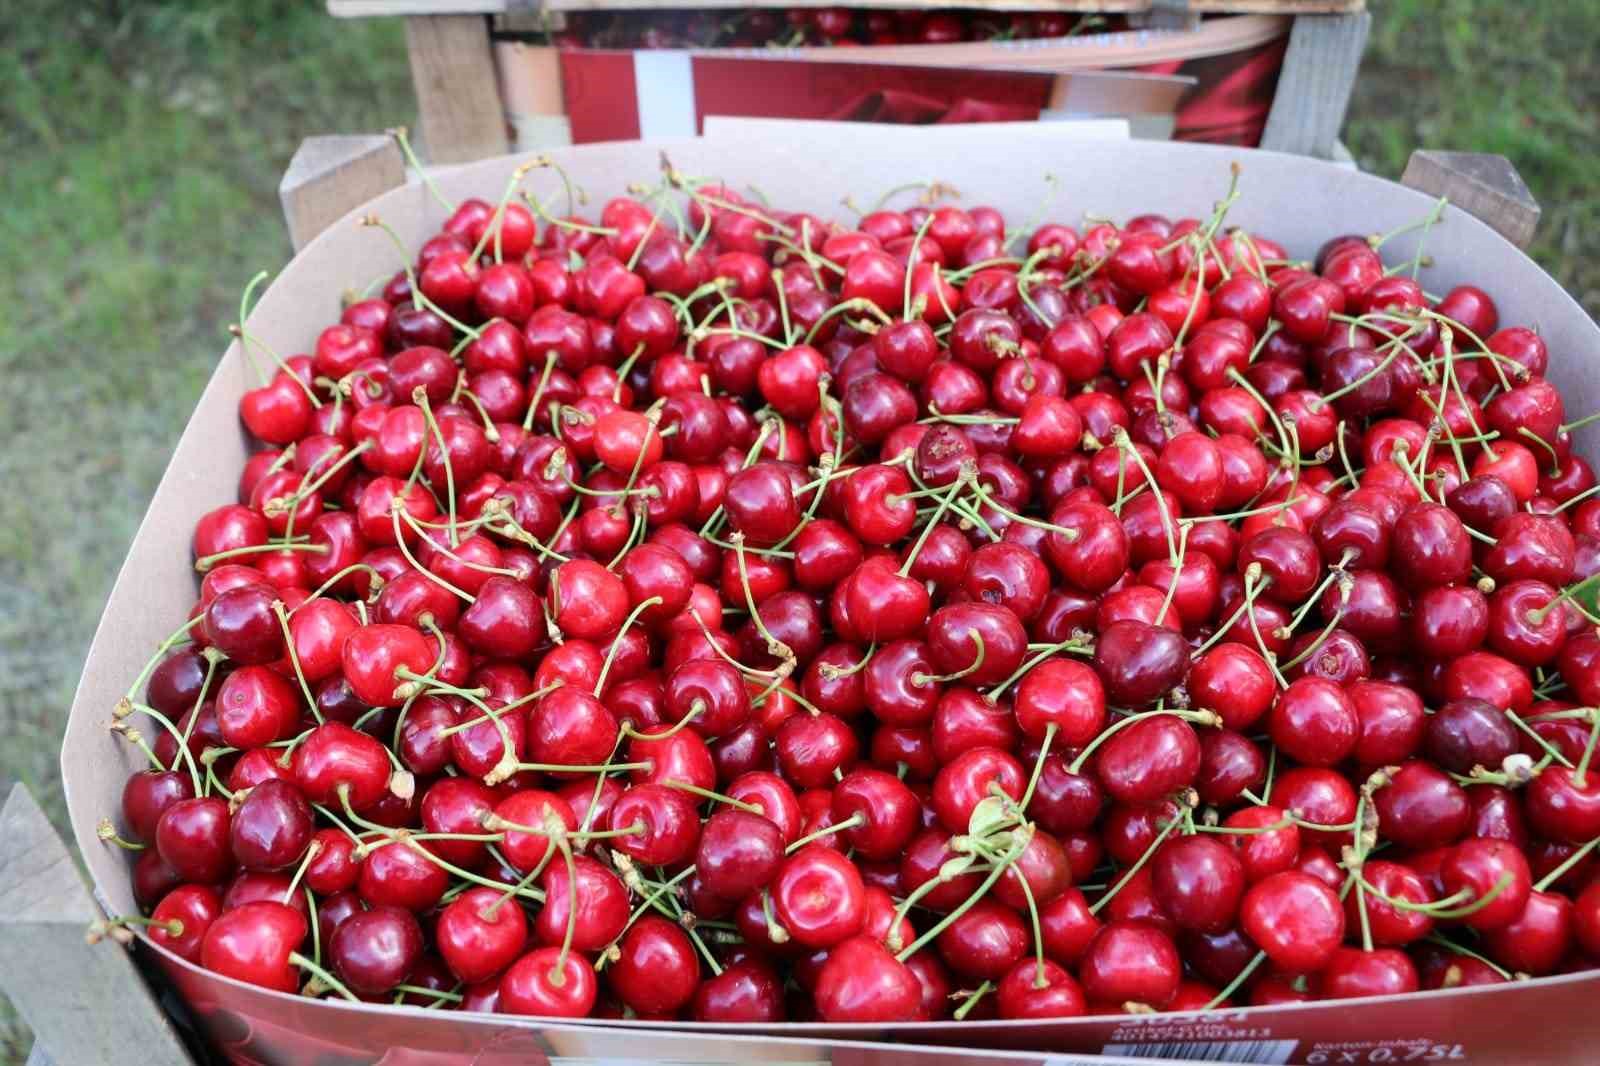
0, 0, 1594, 1060
1346, 0, 1600, 314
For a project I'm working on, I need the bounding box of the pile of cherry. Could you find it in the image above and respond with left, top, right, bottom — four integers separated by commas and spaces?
103, 156, 1600, 1028
552, 8, 1112, 50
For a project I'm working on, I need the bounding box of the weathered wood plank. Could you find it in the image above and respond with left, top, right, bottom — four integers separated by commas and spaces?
1401, 150, 1541, 250
278, 134, 406, 251
1259, 11, 1371, 159
0, 785, 190, 1066
404, 14, 510, 164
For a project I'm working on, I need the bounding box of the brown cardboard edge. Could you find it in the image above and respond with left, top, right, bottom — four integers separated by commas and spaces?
63, 132, 1600, 1049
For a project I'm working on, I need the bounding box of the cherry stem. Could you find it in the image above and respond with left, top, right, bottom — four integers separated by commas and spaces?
730, 532, 790, 659
986, 638, 1089, 704
279, 838, 323, 905
593, 596, 662, 696
896, 831, 1027, 962
902, 213, 937, 323
513, 761, 649, 774
1204, 950, 1267, 1010
1533, 834, 1600, 893
1422, 933, 1515, 981
1572, 707, 1600, 788
1089, 813, 1183, 916
1112, 429, 1179, 568
1068, 709, 1218, 777
1225, 367, 1293, 460
194, 540, 327, 573
1012, 857, 1049, 989
787, 812, 864, 853
952, 981, 993, 1020
392, 506, 474, 603
414, 392, 460, 543
1019, 723, 1058, 814
898, 470, 973, 577
272, 601, 324, 725
122, 616, 204, 707
664, 780, 764, 814
1504, 708, 1576, 770
1192, 813, 1297, 836
913, 631, 986, 686
96, 820, 145, 851
1529, 570, 1600, 628
289, 951, 359, 1003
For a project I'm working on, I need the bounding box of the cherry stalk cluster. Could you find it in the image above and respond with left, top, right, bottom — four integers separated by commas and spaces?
101, 146, 1600, 1024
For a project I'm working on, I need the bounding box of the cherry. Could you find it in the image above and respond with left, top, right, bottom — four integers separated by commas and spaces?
1268, 677, 1359, 767
1392, 502, 1473, 589
1425, 697, 1518, 775
1189, 644, 1276, 731
498, 947, 598, 1017
229, 779, 313, 872
697, 808, 785, 902
203, 584, 284, 665
1014, 659, 1106, 746
155, 796, 233, 884
1240, 871, 1345, 973
200, 900, 308, 993
814, 936, 922, 1022
1078, 921, 1181, 1009
1482, 890, 1573, 975
534, 854, 629, 951
608, 915, 700, 1015
329, 906, 423, 996
1151, 834, 1246, 933
1318, 947, 1419, 999
121, 770, 195, 844
773, 844, 866, 948
1095, 715, 1201, 805
358, 838, 448, 912
933, 746, 1025, 832
1439, 838, 1532, 931
1524, 765, 1600, 844
996, 957, 1086, 1019
937, 897, 1028, 980
1092, 620, 1189, 706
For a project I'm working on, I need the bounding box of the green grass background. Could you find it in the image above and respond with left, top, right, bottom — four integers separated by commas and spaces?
0, 0, 1594, 1058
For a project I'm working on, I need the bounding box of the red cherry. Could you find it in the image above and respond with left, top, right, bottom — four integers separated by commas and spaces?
498, 947, 598, 1017
773, 844, 867, 948
607, 915, 700, 1015
813, 936, 922, 1022
1077, 921, 1181, 1009
200, 900, 307, 993
1240, 871, 1345, 973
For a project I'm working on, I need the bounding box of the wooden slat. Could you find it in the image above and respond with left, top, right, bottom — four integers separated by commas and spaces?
0, 785, 191, 1066
1258, 11, 1370, 158
404, 14, 510, 164
278, 134, 407, 251
332, 0, 1360, 15
1401, 150, 1541, 250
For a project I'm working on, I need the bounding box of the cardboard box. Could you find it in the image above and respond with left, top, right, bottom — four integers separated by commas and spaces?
63, 128, 1600, 1064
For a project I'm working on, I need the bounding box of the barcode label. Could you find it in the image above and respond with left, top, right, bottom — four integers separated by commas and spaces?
1102, 1040, 1298, 1064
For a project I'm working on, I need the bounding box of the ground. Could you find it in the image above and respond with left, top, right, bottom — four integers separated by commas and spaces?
0, 0, 1594, 1058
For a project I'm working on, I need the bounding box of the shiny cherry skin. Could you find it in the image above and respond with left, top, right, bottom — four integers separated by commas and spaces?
498, 947, 598, 1017
607, 915, 700, 1015
772, 844, 867, 949
1240, 871, 1345, 974
1077, 921, 1181, 1009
